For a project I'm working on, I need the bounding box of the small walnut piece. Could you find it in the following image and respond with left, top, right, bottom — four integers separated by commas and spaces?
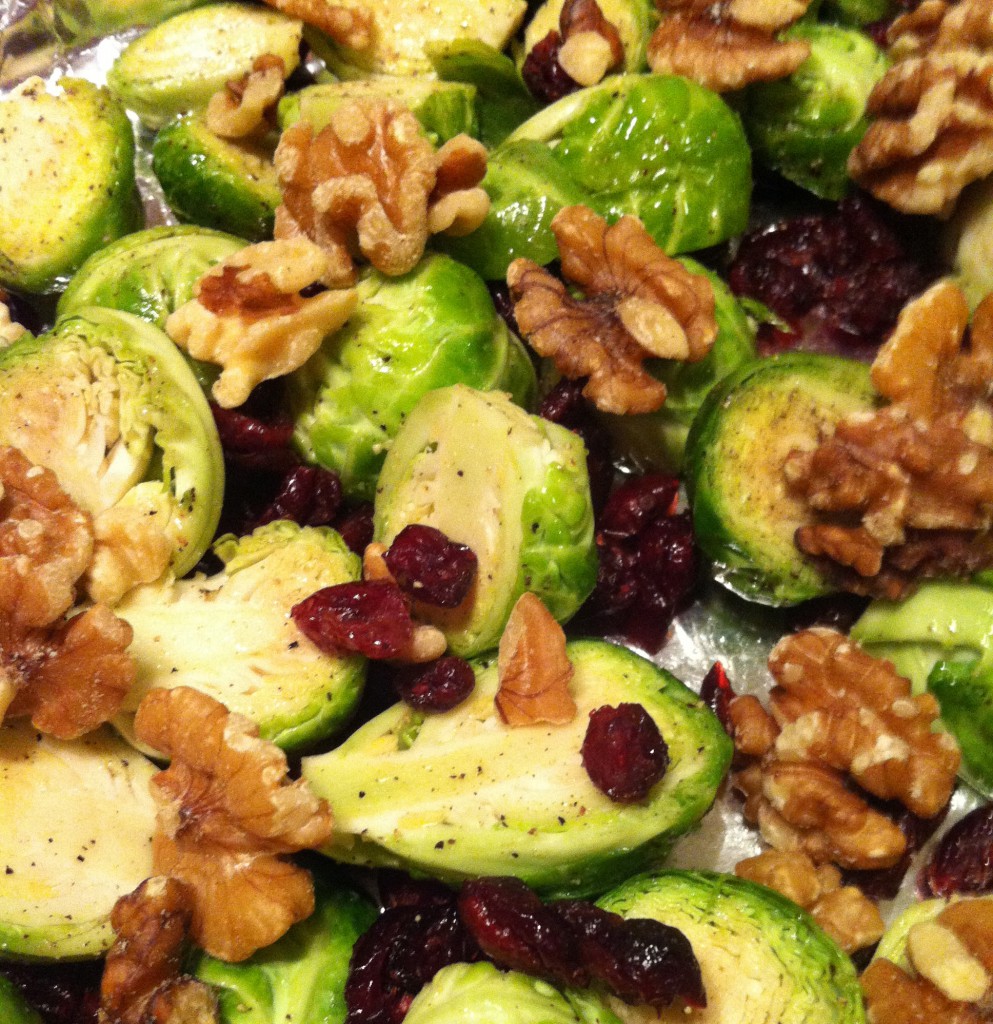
556, 0, 625, 88
166, 238, 356, 409
0, 300, 26, 346
907, 920, 990, 1003
727, 693, 778, 758
259, 0, 372, 49
647, 0, 813, 93
862, 958, 984, 1024
100, 876, 218, 1024
496, 592, 576, 727
134, 686, 335, 961
206, 54, 286, 139
275, 101, 488, 286
849, 0, 993, 217
508, 205, 716, 415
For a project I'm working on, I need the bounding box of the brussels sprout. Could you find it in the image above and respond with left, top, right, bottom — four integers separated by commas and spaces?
115, 522, 366, 752
58, 226, 246, 330
52, 0, 209, 45
507, 74, 752, 255
426, 40, 539, 148
0, 78, 139, 295
288, 257, 538, 501
303, 640, 731, 896
404, 963, 621, 1024
152, 115, 281, 242
945, 176, 993, 309
372, 385, 594, 656
192, 878, 377, 1024
599, 261, 757, 472
598, 871, 866, 1024
852, 579, 993, 795
743, 24, 889, 200
107, 3, 301, 129
0, 976, 43, 1024
0, 308, 224, 583
278, 79, 478, 145
0, 722, 157, 960
820, 0, 896, 26
435, 140, 589, 280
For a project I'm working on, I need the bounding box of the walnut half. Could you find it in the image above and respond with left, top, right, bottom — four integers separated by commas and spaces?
508, 205, 716, 415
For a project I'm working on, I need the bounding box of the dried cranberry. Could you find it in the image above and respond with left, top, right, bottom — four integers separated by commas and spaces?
699, 662, 735, 737
254, 464, 342, 528
552, 901, 706, 1009
521, 31, 580, 104
378, 870, 457, 911
582, 704, 669, 803
599, 475, 680, 540
292, 581, 413, 659
3, 962, 102, 1024
335, 502, 375, 554
921, 804, 993, 898
458, 877, 589, 988
211, 402, 297, 473
488, 281, 520, 336
344, 899, 482, 1024
394, 656, 475, 712
384, 525, 477, 608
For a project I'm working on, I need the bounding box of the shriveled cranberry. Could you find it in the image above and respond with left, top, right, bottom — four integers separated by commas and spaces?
488, 281, 520, 336
599, 475, 680, 540
394, 656, 475, 712
384, 525, 477, 608
921, 804, 993, 898
292, 581, 413, 659
522, 30, 580, 104
582, 704, 669, 803
335, 502, 375, 554
344, 899, 482, 1024
211, 402, 297, 473
254, 464, 342, 528
458, 877, 589, 988
552, 901, 706, 1009
3, 962, 101, 1024
378, 870, 457, 911
699, 661, 735, 737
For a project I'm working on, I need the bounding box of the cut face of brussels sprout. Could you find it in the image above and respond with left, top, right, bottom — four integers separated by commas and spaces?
279, 79, 478, 145
58, 225, 247, 331
0, 307, 224, 583
600, 261, 756, 473
0, 722, 157, 960
115, 522, 366, 752
303, 640, 731, 896
0, 976, 42, 1024
193, 878, 377, 1024
289, 258, 538, 501
743, 25, 890, 200
404, 962, 621, 1024
107, 2, 301, 129
509, 75, 752, 256
598, 871, 866, 1024
372, 385, 594, 656
685, 353, 877, 606
0, 78, 139, 295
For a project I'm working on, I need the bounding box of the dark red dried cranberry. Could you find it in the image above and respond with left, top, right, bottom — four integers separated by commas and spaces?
378, 870, 457, 911
254, 464, 343, 528
552, 901, 706, 1009
921, 804, 993, 898
699, 662, 735, 737
458, 877, 589, 988
3, 962, 102, 1024
582, 703, 669, 803
384, 525, 477, 608
600, 475, 680, 540
292, 581, 413, 659
488, 281, 521, 336
394, 656, 475, 712
335, 502, 375, 554
344, 899, 482, 1024
521, 30, 580, 104
211, 402, 297, 473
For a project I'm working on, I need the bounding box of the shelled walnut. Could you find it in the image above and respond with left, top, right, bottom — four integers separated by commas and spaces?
849, 0, 993, 216
259, 0, 372, 49
786, 281, 993, 599
206, 54, 286, 139
647, 0, 813, 93
525, 0, 625, 92
507, 205, 716, 415
730, 628, 959, 872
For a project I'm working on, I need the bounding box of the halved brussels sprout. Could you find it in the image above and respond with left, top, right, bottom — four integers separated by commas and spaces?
743, 24, 889, 200
58, 225, 246, 330
0, 78, 139, 295
598, 871, 866, 1024
0, 307, 224, 584
115, 522, 366, 752
289, 256, 537, 501
192, 877, 377, 1024
599, 261, 757, 472
52, 0, 209, 45
279, 79, 478, 145
0, 976, 42, 1024
404, 962, 620, 1024
372, 385, 595, 656
303, 640, 731, 896
0, 722, 157, 960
